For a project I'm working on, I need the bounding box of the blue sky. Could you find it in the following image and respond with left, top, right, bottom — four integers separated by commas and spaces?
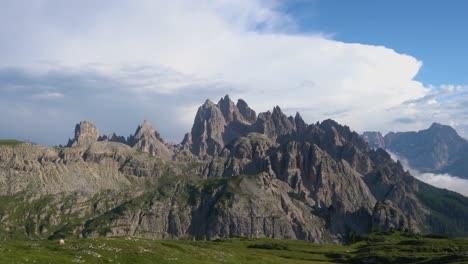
0, 0, 467, 145
283, 0, 468, 85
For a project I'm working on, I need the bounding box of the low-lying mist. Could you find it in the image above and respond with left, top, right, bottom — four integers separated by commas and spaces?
387, 151, 468, 197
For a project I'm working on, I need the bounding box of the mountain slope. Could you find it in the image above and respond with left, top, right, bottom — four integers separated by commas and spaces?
1, 96, 468, 243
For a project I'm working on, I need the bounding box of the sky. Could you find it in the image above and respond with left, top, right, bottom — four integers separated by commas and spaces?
1, 0, 468, 146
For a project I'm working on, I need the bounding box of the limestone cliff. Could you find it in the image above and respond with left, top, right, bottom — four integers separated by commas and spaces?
67, 121, 100, 147
128, 120, 173, 160
2, 96, 468, 243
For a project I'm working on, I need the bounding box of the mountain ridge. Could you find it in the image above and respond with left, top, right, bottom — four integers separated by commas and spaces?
362, 123, 468, 179
1, 96, 468, 243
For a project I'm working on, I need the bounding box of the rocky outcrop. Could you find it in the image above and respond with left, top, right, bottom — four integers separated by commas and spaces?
188, 99, 227, 158
236, 99, 256, 124
66, 120, 172, 159
294, 112, 307, 134
67, 121, 100, 147
185, 96, 300, 158
205, 122, 420, 236
82, 172, 332, 242
0, 142, 200, 196
128, 120, 173, 160
371, 201, 414, 232
2, 96, 468, 242
361, 131, 385, 149
99, 133, 127, 144
253, 106, 296, 139
185, 95, 256, 158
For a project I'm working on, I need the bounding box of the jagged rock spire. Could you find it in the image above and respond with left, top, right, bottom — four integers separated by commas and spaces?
236, 99, 256, 123
294, 112, 307, 133
185, 95, 311, 157
255, 105, 296, 139
129, 120, 172, 159
67, 121, 99, 147
188, 99, 227, 157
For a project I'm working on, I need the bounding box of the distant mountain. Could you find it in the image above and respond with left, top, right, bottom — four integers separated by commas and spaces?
362, 123, 468, 179
1, 96, 468, 244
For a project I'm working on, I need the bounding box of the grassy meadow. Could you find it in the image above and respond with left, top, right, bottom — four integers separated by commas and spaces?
0, 232, 467, 263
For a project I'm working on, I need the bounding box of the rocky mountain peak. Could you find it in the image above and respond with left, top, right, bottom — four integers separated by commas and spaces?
188, 99, 227, 157
429, 122, 445, 129
294, 112, 307, 133
217, 95, 237, 123
133, 120, 164, 143
254, 106, 296, 139
362, 131, 385, 149
4, 96, 468, 244
67, 121, 99, 147
426, 122, 461, 139
362, 122, 468, 174
100, 133, 127, 144
185, 95, 262, 158
217, 95, 256, 125
185, 96, 309, 157
236, 99, 256, 123
128, 120, 172, 159
217, 94, 232, 107
272, 105, 282, 115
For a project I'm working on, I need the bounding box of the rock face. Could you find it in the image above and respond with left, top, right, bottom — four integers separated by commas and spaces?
363, 123, 468, 178
185, 95, 256, 158
66, 120, 172, 159
254, 106, 296, 139
67, 121, 100, 147
185, 95, 305, 158
128, 120, 173, 160
361, 131, 385, 149
100, 133, 127, 144
205, 122, 423, 236
0, 141, 190, 196
236, 99, 256, 124
2, 96, 468, 243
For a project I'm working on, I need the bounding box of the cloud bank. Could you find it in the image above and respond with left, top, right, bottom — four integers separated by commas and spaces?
415, 173, 468, 197
0, 0, 466, 145
387, 150, 468, 197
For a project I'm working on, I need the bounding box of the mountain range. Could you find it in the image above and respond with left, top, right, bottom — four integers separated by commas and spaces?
1, 95, 468, 243
362, 123, 468, 179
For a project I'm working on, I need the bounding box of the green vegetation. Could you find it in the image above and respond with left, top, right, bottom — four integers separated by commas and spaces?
82, 174, 250, 238
0, 139, 23, 146
0, 232, 467, 263
417, 183, 468, 237
0, 191, 134, 241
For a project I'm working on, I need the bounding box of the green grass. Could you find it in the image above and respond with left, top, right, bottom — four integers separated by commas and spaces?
0, 139, 23, 146
0, 232, 467, 263
351, 231, 468, 263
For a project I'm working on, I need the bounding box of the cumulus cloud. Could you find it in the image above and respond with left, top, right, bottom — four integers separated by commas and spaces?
387, 150, 468, 197
0, 0, 464, 145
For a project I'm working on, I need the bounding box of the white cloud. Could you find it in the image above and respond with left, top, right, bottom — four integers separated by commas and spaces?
32, 92, 64, 100
0, 0, 465, 144
415, 173, 468, 197
390, 84, 468, 138
387, 150, 468, 197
